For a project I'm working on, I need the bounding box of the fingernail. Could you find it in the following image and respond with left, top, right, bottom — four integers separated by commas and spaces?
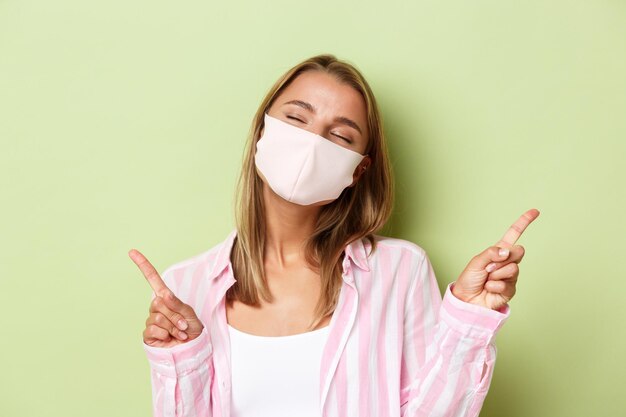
178, 319, 188, 330
486, 262, 497, 272
179, 331, 188, 340
499, 248, 509, 257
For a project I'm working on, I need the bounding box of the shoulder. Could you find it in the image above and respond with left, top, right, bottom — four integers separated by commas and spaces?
359, 235, 436, 296
361, 234, 431, 273
369, 234, 428, 260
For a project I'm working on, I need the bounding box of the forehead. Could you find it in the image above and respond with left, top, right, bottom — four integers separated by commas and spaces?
274, 71, 367, 126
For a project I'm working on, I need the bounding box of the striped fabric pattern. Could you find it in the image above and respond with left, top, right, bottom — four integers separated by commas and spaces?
143, 229, 510, 417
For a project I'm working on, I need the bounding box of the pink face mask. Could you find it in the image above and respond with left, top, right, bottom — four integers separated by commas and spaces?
254, 112, 366, 206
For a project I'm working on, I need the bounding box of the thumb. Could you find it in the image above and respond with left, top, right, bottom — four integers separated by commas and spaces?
161, 291, 205, 339
162, 289, 200, 321
471, 245, 511, 272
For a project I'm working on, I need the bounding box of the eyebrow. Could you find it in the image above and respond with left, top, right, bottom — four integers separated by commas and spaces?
282, 99, 363, 135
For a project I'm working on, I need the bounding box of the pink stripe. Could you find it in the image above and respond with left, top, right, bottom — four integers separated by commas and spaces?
319, 286, 355, 406
187, 259, 208, 308
175, 382, 182, 414
335, 350, 348, 416
358, 265, 372, 417
190, 371, 206, 417
212, 375, 222, 417
376, 251, 392, 416
419, 332, 454, 414
171, 267, 185, 293
203, 258, 221, 324
216, 299, 230, 417
397, 251, 412, 406
467, 345, 494, 415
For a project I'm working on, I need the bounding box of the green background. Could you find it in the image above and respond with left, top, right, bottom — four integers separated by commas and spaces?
1, 1, 624, 416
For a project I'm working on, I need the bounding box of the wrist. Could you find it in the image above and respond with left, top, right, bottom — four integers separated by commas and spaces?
450, 282, 472, 303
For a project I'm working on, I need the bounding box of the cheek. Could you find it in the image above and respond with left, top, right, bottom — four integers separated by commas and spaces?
360, 137, 371, 156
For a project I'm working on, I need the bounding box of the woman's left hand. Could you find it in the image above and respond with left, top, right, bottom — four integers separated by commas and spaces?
451, 209, 540, 311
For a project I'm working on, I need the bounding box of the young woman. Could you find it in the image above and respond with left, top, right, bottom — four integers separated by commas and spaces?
129, 54, 539, 417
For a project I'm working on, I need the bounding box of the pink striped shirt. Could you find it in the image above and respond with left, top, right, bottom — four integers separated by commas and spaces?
143, 229, 510, 417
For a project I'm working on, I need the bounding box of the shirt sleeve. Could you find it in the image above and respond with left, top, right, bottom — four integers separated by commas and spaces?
142, 268, 215, 417
400, 251, 510, 417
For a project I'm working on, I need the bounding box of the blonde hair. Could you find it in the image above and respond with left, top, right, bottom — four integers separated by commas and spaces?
226, 53, 394, 330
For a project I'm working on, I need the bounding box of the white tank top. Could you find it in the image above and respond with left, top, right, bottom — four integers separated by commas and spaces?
227, 323, 330, 417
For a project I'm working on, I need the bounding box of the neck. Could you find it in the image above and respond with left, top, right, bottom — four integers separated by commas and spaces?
262, 183, 320, 268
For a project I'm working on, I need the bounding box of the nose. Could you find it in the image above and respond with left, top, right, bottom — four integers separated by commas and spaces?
306, 120, 331, 140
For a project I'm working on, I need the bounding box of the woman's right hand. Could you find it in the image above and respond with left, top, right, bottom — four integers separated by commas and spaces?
129, 249, 205, 348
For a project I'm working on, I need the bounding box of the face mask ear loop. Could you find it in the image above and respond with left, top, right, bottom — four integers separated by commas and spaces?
361, 154, 370, 172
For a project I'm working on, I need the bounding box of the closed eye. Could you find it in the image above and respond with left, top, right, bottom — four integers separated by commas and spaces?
287, 115, 305, 123
333, 133, 352, 144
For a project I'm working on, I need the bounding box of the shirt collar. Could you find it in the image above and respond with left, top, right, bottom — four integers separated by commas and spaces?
206, 228, 371, 280
344, 234, 371, 272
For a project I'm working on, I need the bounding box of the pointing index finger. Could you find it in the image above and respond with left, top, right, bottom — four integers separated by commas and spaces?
496, 208, 540, 248
128, 249, 169, 297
